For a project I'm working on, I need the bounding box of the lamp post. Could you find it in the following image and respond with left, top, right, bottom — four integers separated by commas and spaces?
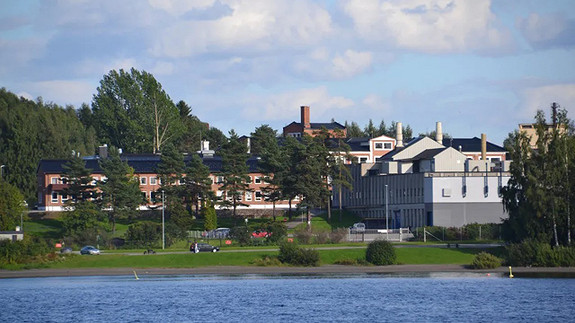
0, 165, 5, 178
385, 184, 389, 241
162, 190, 165, 250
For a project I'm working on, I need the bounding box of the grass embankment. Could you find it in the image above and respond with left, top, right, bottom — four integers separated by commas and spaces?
35, 246, 493, 270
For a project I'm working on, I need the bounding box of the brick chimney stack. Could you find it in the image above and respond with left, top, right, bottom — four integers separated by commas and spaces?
301, 106, 310, 129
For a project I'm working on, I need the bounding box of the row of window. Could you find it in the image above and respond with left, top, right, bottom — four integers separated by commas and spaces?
374, 142, 393, 150
50, 175, 268, 187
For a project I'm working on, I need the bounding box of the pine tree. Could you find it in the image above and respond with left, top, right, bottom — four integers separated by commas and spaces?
183, 154, 213, 218
220, 130, 250, 218
255, 125, 285, 221
98, 147, 143, 233
61, 154, 95, 205
156, 143, 185, 203
203, 200, 217, 231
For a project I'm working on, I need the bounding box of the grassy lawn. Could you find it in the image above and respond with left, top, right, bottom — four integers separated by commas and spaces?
34, 246, 494, 270
24, 218, 64, 238
293, 210, 362, 231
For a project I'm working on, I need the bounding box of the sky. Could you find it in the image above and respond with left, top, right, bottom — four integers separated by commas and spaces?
1, 0, 575, 145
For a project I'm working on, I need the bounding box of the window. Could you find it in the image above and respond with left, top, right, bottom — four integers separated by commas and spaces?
51, 177, 60, 184
255, 191, 262, 201
375, 142, 383, 150
140, 177, 147, 185
384, 142, 392, 149
360, 157, 368, 163
150, 177, 157, 185
254, 176, 262, 184
216, 190, 223, 198
245, 191, 252, 201
61, 194, 68, 202
92, 177, 99, 185
142, 192, 147, 201
51, 192, 58, 203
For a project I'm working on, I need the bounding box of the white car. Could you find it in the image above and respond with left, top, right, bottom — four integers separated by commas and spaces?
350, 223, 366, 233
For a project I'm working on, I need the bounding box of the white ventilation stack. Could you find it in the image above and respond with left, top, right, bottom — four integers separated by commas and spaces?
396, 122, 404, 148
436, 122, 443, 144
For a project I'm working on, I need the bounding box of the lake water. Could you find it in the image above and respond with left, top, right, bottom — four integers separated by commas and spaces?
1, 273, 574, 322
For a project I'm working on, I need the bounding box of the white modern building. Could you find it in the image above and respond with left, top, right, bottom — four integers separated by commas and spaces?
335, 123, 510, 228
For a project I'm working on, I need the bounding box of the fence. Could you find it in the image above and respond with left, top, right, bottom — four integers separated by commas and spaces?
347, 228, 414, 242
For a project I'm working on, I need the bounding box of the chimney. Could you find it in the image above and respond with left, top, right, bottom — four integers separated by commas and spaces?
246, 137, 251, 154
198, 140, 214, 158
301, 106, 310, 129
396, 122, 404, 148
98, 144, 108, 159
435, 122, 443, 144
201, 140, 210, 151
481, 134, 487, 161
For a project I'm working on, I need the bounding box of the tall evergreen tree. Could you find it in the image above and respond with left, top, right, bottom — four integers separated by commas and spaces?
220, 130, 250, 218
61, 154, 95, 205
183, 154, 213, 218
156, 143, 185, 202
255, 125, 285, 221
250, 124, 278, 156
98, 147, 143, 233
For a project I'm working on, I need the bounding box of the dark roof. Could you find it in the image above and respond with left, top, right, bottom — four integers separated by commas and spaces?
309, 122, 345, 130
411, 148, 447, 161
442, 137, 506, 152
38, 154, 263, 175
346, 137, 370, 152
283, 121, 346, 131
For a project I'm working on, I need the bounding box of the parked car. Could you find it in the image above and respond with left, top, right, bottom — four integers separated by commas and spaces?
80, 246, 100, 255
252, 230, 270, 238
350, 223, 366, 233
60, 247, 73, 254
190, 243, 220, 253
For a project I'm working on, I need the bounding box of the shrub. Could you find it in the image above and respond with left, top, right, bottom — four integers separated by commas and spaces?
125, 221, 161, 248
266, 222, 287, 244
278, 242, 320, 266
506, 240, 575, 267
252, 255, 282, 266
230, 226, 251, 246
0, 236, 52, 265
314, 230, 330, 244
470, 252, 502, 269
365, 240, 396, 265
294, 228, 313, 244
330, 228, 348, 243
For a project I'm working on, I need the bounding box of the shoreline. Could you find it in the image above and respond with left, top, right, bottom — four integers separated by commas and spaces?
2, 265, 575, 279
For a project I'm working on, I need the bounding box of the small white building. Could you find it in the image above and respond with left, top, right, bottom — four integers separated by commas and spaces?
0, 227, 24, 242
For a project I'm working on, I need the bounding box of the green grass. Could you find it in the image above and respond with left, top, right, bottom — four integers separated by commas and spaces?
293, 210, 362, 231
39, 246, 498, 269
24, 218, 64, 238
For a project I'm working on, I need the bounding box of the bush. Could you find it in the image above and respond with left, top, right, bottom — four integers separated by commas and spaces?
252, 255, 282, 266
365, 240, 396, 265
266, 222, 287, 244
294, 228, 313, 244
506, 240, 575, 267
125, 221, 161, 248
314, 230, 330, 244
230, 226, 251, 246
330, 228, 348, 243
0, 236, 52, 265
470, 252, 502, 269
278, 242, 320, 266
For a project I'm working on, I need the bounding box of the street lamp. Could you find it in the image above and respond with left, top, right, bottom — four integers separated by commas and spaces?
162, 190, 165, 250
0, 165, 5, 179
385, 184, 389, 241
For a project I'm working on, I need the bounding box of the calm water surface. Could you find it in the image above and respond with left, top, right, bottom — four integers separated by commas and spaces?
1, 273, 574, 322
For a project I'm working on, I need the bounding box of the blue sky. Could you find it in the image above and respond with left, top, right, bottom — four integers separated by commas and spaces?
1, 0, 574, 145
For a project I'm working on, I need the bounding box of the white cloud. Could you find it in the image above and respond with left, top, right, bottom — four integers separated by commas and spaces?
521, 84, 575, 119
241, 86, 355, 122
332, 50, 373, 78
342, 0, 513, 53
150, 0, 333, 58
517, 13, 575, 49
148, 0, 216, 16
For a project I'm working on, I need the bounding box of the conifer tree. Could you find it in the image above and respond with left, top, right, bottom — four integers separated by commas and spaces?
220, 130, 250, 218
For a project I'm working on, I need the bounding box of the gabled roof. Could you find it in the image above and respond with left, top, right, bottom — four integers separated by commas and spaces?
379, 136, 427, 161
346, 137, 370, 152
442, 137, 506, 152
